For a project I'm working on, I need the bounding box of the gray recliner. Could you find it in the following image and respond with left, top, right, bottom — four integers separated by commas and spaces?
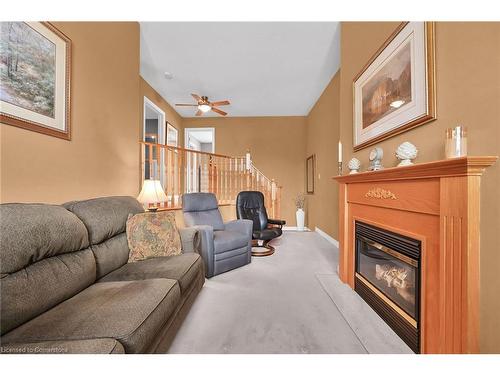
182, 193, 253, 278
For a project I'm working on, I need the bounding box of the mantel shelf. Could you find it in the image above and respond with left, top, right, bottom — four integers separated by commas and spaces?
333, 156, 497, 183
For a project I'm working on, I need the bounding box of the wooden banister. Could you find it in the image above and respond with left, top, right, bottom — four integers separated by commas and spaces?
140, 142, 281, 217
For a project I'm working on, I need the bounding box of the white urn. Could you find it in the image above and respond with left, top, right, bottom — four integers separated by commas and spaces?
396, 142, 418, 167
348, 158, 361, 174
296, 208, 305, 231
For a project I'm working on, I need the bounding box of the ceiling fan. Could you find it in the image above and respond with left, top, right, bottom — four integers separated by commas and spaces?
175, 94, 230, 116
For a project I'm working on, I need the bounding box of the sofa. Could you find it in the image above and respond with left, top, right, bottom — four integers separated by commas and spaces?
0, 196, 205, 354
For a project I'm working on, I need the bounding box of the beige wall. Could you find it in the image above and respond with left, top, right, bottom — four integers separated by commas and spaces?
1, 22, 141, 203
182, 116, 307, 224
305, 73, 340, 238
339, 22, 500, 353
140, 77, 183, 141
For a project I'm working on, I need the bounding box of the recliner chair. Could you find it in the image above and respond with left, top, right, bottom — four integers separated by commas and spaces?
182, 193, 253, 278
236, 191, 286, 257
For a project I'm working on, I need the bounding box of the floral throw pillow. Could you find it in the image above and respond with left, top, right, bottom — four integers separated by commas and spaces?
126, 211, 182, 262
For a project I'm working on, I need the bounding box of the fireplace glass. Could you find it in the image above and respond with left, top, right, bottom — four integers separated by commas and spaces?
354, 221, 421, 353
356, 236, 418, 319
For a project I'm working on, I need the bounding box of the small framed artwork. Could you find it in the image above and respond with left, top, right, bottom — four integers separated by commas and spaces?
353, 22, 435, 151
0, 22, 71, 140
166, 122, 178, 147
306, 154, 315, 194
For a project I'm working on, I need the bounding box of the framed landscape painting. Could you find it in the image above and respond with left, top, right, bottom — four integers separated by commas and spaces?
0, 22, 71, 140
353, 22, 435, 151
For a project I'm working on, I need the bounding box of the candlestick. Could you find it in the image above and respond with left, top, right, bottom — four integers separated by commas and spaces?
338, 161, 343, 176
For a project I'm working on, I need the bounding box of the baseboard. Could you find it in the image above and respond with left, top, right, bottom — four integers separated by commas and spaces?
315, 227, 339, 247
283, 226, 310, 232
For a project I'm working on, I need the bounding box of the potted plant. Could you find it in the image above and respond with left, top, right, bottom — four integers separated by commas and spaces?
294, 193, 305, 231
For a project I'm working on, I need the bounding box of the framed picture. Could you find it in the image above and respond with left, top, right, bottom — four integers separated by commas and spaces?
306, 154, 315, 194
353, 22, 435, 151
0, 22, 71, 140
166, 122, 178, 147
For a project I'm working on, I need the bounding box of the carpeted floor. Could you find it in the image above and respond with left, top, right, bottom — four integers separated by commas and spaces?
168, 231, 412, 354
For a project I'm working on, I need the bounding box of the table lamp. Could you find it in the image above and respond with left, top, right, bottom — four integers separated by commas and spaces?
137, 179, 167, 211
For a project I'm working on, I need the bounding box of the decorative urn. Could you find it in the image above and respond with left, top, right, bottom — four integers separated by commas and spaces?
396, 142, 418, 167
348, 158, 361, 174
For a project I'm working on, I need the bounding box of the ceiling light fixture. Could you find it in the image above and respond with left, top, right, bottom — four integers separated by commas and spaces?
198, 104, 211, 113
390, 100, 405, 109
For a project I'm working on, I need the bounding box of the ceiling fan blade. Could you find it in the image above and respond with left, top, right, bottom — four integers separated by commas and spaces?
195, 109, 203, 116
211, 107, 227, 116
191, 93, 202, 102
210, 100, 230, 106
175, 103, 198, 106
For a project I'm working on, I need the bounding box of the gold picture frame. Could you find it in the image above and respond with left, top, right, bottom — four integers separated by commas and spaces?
352, 22, 435, 151
0, 22, 72, 140
306, 154, 315, 194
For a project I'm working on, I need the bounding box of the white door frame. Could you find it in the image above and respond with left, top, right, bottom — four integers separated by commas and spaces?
143, 96, 166, 186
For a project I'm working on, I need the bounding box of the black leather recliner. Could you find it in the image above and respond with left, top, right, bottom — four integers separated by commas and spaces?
236, 191, 286, 256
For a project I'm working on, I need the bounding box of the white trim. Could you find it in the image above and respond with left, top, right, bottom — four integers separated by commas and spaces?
315, 227, 339, 247
143, 96, 166, 185
282, 226, 310, 232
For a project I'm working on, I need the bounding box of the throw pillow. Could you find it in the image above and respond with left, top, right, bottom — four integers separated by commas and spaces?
126, 211, 182, 262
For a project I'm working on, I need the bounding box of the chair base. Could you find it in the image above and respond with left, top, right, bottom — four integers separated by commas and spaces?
251, 240, 275, 257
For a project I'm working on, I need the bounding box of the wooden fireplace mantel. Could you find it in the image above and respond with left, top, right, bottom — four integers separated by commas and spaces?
333, 156, 497, 354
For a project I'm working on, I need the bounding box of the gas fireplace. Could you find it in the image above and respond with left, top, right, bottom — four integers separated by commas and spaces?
355, 221, 421, 353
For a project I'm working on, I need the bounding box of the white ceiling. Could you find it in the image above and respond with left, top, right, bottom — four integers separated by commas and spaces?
140, 22, 340, 118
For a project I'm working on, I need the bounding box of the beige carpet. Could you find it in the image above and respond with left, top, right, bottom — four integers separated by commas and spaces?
168, 231, 411, 354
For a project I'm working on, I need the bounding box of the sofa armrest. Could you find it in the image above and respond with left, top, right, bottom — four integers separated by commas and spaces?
225, 219, 253, 238
179, 227, 199, 253
189, 225, 215, 277
268, 218, 286, 227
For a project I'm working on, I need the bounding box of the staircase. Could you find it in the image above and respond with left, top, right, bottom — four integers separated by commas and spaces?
140, 142, 282, 217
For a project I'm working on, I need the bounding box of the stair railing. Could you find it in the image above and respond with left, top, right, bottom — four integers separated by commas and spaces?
140, 142, 281, 217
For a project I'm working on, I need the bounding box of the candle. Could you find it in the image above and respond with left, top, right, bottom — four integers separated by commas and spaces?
338, 141, 343, 163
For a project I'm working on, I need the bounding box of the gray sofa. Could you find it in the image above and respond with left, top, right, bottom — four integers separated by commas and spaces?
182, 193, 253, 278
0, 196, 204, 354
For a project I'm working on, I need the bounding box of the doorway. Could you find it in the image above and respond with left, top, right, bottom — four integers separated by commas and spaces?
184, 128, 215, 193
184, 128, 215, 153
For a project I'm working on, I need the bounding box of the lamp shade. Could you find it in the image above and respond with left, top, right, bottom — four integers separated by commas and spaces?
137, 179, 168, 205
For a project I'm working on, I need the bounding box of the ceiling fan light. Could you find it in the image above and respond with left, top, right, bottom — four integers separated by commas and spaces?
198, 104, 211, 113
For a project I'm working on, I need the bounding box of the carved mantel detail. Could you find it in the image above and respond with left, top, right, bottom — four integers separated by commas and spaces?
365, 187, 397, 200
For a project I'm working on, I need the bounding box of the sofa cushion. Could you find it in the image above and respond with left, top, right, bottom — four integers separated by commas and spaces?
0, 203, 94, 336
64, 196, 144, 278
64, 196, 144, 245
0, 338, 124, 354
2, 279, 180, 354
1, 249, 96, 336
98, 253, 203, 294
90, 233, 129, 278
127, 211, 182, 262
213, 230, 249, 254
0, 203, 89, 275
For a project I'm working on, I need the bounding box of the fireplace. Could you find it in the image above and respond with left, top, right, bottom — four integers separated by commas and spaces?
354, 221, 421, 353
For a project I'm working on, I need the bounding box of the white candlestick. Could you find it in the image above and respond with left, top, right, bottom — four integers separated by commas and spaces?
338, 141, 343, 163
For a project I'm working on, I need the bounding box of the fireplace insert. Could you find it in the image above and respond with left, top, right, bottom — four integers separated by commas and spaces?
354, 221, 421, 353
